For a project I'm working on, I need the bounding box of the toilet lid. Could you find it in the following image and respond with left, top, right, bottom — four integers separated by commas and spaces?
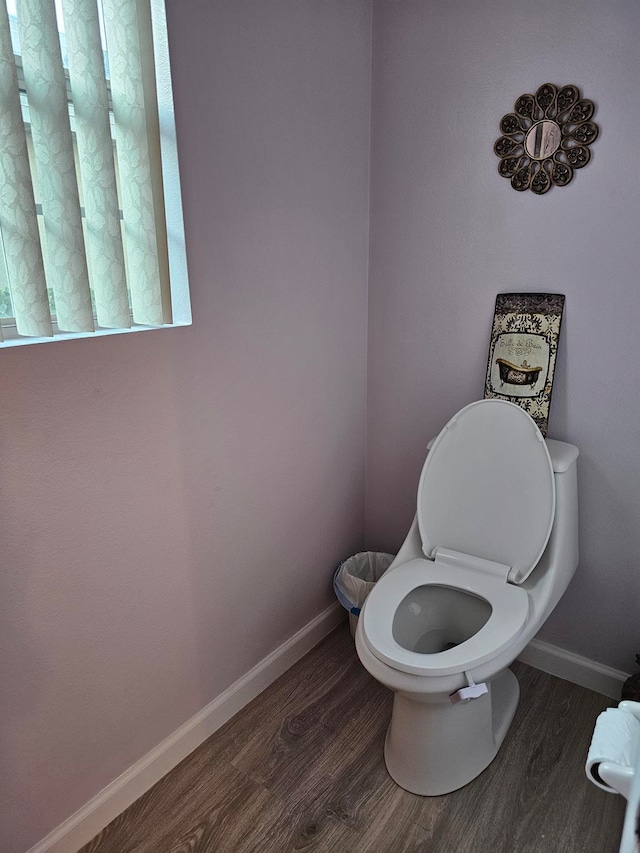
417, 400, 555, 584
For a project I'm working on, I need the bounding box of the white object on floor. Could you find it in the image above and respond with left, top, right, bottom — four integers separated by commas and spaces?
586, 700, 640, 853
356, 399, 580, 796
587, 705, 640, 797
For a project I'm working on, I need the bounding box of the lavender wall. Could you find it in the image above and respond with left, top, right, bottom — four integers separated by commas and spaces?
366, 0, 640, 670
7, 1, 640, 847
1, 2, 371, 849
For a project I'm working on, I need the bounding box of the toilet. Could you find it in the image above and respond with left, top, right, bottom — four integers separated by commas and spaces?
355, 398, 579, 796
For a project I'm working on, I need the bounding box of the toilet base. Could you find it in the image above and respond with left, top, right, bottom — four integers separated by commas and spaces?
383, 667, 520, 796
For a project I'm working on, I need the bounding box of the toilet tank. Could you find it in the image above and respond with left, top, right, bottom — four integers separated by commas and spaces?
519, 437, 579, 619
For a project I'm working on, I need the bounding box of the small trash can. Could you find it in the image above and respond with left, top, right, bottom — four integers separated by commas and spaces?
333, 551, 395, 637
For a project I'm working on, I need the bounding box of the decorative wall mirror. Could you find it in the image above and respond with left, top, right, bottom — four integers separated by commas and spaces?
494, 84, 598, 194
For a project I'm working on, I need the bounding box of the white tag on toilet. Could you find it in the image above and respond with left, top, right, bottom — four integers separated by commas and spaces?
450, 673, 489, 704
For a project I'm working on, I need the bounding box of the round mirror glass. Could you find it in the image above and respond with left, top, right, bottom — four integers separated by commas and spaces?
525, 120, 562, 160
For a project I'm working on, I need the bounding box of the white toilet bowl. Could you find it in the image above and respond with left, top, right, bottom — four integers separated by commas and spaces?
356, 399, 579, 796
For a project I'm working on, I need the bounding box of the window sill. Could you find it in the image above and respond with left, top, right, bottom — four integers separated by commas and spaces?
0, 318, 192, 347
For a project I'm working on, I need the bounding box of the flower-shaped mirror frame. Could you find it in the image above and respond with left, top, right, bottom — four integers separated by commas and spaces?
494, 84, 598, 194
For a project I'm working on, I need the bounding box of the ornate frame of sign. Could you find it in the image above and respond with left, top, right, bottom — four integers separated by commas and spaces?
484, 293, 565, 436
494, 84, 598, 194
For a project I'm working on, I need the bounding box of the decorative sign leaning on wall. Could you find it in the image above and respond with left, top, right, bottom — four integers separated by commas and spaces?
484, 294, 565, 436
494, 84, 598, 194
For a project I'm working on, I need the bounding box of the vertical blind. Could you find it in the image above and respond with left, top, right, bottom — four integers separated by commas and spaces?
0, 0, 171, 340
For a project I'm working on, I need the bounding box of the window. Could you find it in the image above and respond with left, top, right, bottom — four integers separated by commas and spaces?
0, 0, 190, 346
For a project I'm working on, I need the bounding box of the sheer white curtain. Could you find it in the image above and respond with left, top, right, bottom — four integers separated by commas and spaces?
0, 0, 172, 339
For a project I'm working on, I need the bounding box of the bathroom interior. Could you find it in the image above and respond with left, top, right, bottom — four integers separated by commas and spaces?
2, 0, 640, 851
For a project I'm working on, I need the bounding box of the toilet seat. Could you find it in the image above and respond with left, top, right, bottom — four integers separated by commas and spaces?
361, 558, 529, 677
362, 400, 555, 678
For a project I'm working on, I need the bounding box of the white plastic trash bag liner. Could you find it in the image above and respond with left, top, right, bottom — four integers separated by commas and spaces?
333, 551, 395, 616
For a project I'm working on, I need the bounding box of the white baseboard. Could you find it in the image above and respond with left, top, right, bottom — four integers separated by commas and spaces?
518, 638, 631, 701
27, 612, 630, 853
27, 603, 345, 853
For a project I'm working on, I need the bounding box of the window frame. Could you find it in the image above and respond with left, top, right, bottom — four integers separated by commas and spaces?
0, 0, 191, 347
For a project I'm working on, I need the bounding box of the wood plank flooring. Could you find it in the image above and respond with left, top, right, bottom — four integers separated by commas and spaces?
81, 624, 626, 853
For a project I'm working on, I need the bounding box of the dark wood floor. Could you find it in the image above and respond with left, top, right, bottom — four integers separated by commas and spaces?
81, 623, 625, 853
